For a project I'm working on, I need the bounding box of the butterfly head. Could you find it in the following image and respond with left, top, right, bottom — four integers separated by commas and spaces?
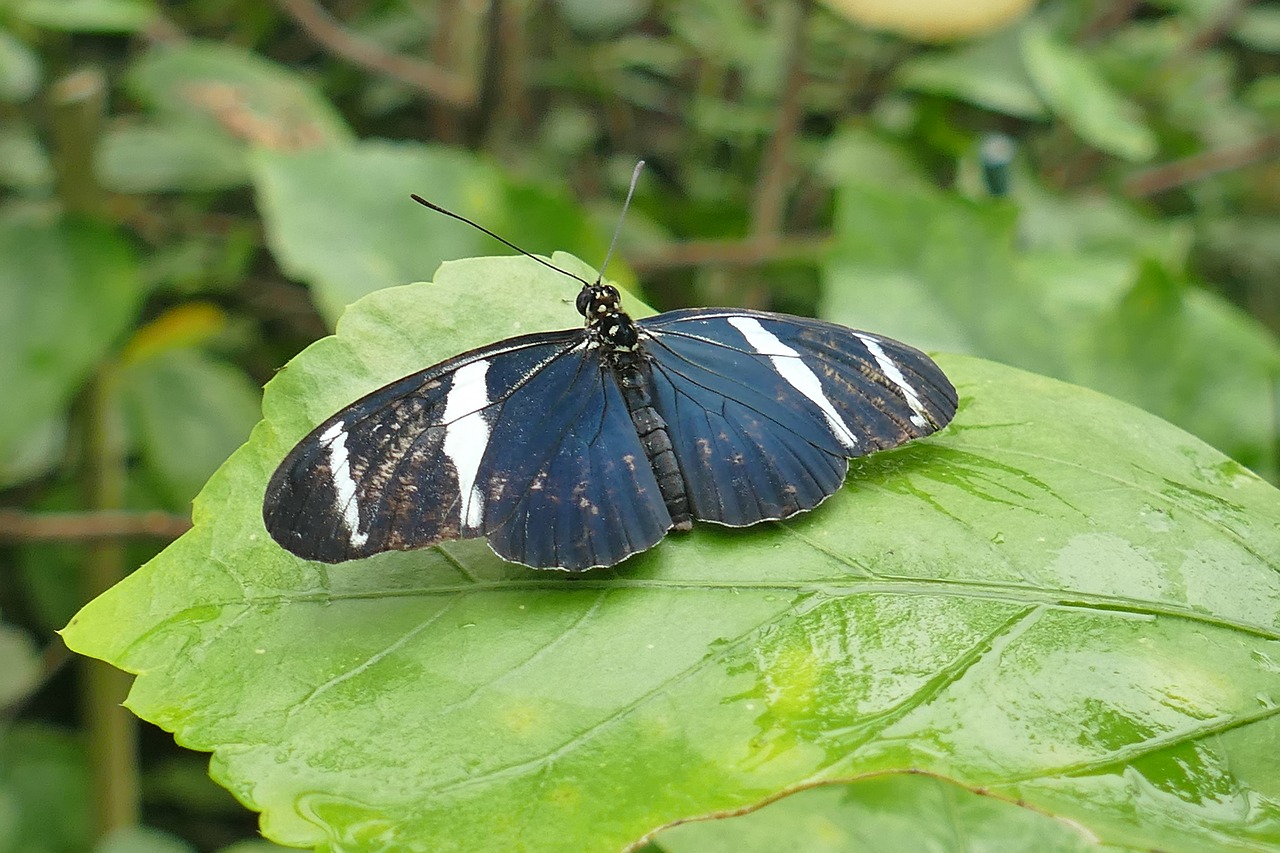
577, 282, 639, 350
576, 282, 624, 319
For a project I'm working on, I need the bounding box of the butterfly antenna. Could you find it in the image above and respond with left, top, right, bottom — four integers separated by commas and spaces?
595, 160, 645, 284
409, 193, 592, 287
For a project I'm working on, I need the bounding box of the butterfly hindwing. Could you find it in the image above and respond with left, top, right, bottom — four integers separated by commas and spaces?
478, 343, 672, 570
263, 330, 673, 571
638, 308, 957, 526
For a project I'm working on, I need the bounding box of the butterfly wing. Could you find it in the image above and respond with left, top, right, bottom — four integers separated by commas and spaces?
638, 308, 957, 526
263, 331, 673, 570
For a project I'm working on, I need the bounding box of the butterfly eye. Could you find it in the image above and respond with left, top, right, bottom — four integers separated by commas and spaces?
575, 288, 592, 317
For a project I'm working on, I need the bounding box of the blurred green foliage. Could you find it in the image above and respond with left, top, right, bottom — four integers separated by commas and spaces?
1, 0, 1278, 851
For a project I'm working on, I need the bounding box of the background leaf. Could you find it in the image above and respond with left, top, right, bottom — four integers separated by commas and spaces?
896, 30, 1047, 119
118, 349, 262, 510
0, 725, 90, 853
0, 28, 40, 103
253, 142, 611, 323
1021, 22, 1157, 162
123, 41, 352, 152
97, 122, 251, 193
63, 257, 1280, 853
15, 0, 156, 33
0, 216, 143, 483
822, 179, 1280, 478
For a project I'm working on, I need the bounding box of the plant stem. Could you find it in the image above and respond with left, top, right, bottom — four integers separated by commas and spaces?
78, 366, 140, 838
49, 68, 107, 217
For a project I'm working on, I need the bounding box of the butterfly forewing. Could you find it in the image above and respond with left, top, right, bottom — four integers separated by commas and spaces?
637, 309, 957, 526
263, 329, 674, 570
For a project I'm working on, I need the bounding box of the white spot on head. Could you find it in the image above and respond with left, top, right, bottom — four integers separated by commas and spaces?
728, 317, 859, 449
321, 421, 369, 548
856, 334, 929, 429
442, 360, 492, 530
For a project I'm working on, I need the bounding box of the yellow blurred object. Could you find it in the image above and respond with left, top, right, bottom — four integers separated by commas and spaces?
821, 0, 1037, 41
121, 302, 228, 365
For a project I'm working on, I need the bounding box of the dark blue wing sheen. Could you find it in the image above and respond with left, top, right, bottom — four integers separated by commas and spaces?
262, 331, 673, 571
637, 308, 957, 527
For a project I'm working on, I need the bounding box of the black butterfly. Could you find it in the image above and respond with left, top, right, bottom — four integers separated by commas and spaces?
263, 193, 957, 572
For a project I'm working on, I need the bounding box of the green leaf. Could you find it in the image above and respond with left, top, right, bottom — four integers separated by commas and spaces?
897, 30, 1047, 119
0, 724, 90, 853
97, 121, 250, 193
0, 27, 40, 102
64, 256, 1280, 853
0, 216, 144, 483
655, 775, 1100, 852
124, 41, 351, 150
0, 123, 53, 191
1235, 6, 1280, 53
0, 619, 39, 709
119, 349, 262, 510
1020, 22, 1157, 162
94, 826, 193, 853
16, 0, 156, 33
253, 141, 610, 324
822, 181, 1280, 478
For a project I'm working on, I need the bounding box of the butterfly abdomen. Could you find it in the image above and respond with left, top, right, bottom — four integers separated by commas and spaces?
613, 349, 693, 532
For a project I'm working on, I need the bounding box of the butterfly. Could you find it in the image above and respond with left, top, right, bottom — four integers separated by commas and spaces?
262, 183, 957, 573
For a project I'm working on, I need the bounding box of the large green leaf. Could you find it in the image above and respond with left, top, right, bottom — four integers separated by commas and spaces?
63, 256, 1280, 853
0, 216, 144, 483
253, 142, 611, 324
821, 181, 1280, 478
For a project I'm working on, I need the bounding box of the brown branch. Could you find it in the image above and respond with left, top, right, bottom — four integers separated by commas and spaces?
1077, 0, 1141, 43
627, 234, 831, 275
275, 0, 476, 108
750, 0, 813, 239
1170, 0, 1255, 63
0, 509, 192, 543
1123, 132, 1280, 197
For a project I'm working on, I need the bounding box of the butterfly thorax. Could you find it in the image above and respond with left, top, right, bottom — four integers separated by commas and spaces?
576, 281, 691, 532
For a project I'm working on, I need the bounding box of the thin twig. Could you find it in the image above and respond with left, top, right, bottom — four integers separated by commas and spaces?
275, 0, 476, 108
750, 0, 812, 238
1077, 0, 1141, 43
1167, 0, 1255, 65
0, 510, 193, 542
1123, 132, 1280, 197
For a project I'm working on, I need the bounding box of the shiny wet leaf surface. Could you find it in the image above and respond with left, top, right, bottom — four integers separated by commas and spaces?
63, 256, 1280, 853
